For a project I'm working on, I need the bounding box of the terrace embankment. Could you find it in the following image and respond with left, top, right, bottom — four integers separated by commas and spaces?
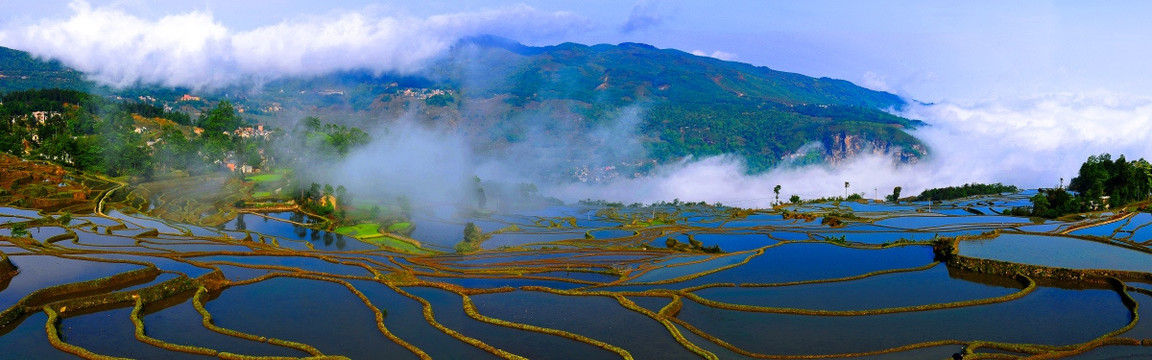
934, 236, 1152, 285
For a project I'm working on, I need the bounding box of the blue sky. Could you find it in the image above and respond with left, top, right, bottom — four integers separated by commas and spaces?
2, 1, 1151, 102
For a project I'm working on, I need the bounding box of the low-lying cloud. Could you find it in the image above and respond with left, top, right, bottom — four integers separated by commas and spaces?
552, 91, 1152, 207
690, 49, 737, 61
0, 1, 590, 89
311, 106, 651, 208
328, 120, 475, 206
256, 91, 1152, 209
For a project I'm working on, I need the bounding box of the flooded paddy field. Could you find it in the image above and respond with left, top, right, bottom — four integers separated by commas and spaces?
3, 193, 1152, 359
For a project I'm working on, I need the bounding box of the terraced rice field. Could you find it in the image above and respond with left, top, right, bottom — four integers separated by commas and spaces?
2, 192, 1151, 359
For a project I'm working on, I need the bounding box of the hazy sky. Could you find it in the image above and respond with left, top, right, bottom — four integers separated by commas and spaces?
2, 1, 1151, 102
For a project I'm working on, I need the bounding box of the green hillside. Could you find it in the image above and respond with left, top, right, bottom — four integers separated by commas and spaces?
0, 47, 91, 93
0, 38, 926, 176
438, 36, 906, 110
429, 37, 922, 172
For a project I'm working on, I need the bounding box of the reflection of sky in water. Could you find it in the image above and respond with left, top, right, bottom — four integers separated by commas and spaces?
2, 197, 1148, 358
961, 233, 1152, 272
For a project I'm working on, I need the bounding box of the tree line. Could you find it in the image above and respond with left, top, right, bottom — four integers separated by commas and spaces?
913, 183, 1019, 201
1010, 154, 1152, 218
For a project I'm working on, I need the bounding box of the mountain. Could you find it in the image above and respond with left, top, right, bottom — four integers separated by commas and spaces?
0, 38, 926, 178
440, 35, 906, 109
426, 37, 924, 173
0, 47, 91, 93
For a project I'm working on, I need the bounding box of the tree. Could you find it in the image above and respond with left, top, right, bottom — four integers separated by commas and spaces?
790, 195, 801, 204
1069, 154, 1112, 199
519, 183, 538, 199
773, 185, 781, 204
474, 176, 487, 209
10, 223, 28, 238
397, 196, 412, 219
1068, 153, 1152, 208
844, 181, 850, 198
154, 126, 194, 171
463, 222, 482, 244
198, 101, 242, 136
308, 183, 322, 202
887, 186, 902, 203
335, 185, 347, 207
304, 116, 322, 132
295, 117, 370, 159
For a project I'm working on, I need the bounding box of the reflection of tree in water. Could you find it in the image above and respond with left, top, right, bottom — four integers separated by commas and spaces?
335, 234, 346, 250
235, 213, 246, 230
289, 212, 308, 238
323, 231, 334, 246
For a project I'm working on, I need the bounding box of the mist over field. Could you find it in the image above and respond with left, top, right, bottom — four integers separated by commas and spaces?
4, 1, 1152, 207
552, 93, 1152, 206
304, 90, 1152, 208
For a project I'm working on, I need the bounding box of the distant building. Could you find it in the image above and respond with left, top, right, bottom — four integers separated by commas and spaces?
232, 125, 272, 139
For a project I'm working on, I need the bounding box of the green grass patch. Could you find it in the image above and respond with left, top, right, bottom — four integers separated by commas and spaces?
364, 235, 433, 254
251, 191, 272, 198
245, 173, 284, 182
335, 223, 431, 254
334, 223, 381, 237
386, 222, 412, 232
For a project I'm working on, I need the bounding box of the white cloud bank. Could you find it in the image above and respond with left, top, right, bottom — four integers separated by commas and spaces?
0, 1, 590, 89
553, 91, 1152, 207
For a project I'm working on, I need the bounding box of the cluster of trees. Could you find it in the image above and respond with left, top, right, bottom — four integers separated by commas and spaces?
288, 182, 347, 217
0, 89, 277, 180
1010, 154, 1152, 218
1009, 188, 1080, 219
118, 101, 190, 125
886, 186, 903, 202
0, 89, 153, 177
151, 100, 270, 176
1068, 154, 1152, 207
664, 235, 722, 253
455, 222, 484, 253
154, 101, 268, 175
293, 116, 370, 159
914, 183, 1019, 201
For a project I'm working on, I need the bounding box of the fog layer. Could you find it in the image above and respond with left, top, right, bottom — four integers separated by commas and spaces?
552, 92, 1152, 207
